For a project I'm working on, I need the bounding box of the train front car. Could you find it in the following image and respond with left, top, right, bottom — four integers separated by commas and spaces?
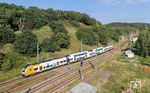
21, 64, 40, 77
21, 64, 31, 77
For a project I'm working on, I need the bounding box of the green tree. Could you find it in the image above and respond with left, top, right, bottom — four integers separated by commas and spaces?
109, 29, 121, 42
76, 27, 99, 46
46, 8, 58, 20
80, 14, 92, 26
51, 33, 70, 49
14, 29, 38, 56
24, 7, 48, 29
70, 21, 80, 27
134, 31, 150, 57
0, 26, 15, 45
1, 58, 13, 71
0, 52, 5, 70
49, 21, 68, 33
41, 38, 59, 52
95, 27, 110, 45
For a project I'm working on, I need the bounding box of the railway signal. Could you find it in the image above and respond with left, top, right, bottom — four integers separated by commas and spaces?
80, 58, 83, 67
66, 56, 70, 69
78, 69, 84, 79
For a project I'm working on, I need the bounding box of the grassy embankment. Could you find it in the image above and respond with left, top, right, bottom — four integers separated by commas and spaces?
93, 53, 150, 93
58, 52, 150, 93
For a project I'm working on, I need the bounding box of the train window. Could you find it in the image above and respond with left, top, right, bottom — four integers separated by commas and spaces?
40, 66, 42, 71
57, 62, 59, 65
34, 68, 38, 71
46, 65, 50, 68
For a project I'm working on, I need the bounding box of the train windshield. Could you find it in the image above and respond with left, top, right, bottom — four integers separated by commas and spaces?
22, 64, 30, 73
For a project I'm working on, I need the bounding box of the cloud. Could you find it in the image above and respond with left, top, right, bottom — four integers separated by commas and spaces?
100, 0, 121, 5
100, 0, 150, 5
126, 0, 150, 4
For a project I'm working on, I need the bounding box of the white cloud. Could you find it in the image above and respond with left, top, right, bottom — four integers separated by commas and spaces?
126, 0, 150, 4
100, 0, 150, 5
100, 0, 121, 5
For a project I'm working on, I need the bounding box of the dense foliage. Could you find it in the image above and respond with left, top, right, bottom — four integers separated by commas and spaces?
0, 26, 15, 45
41, 33, 70, 52
1, 53, 26, 71
76, 27, 122, 46
0, 52, 5, 70
49, 21, 68, 33
24, 7, 48, 29
107, 22, 150, 31
0, 3, 98, 31
70, 21, 80, 27
134, 30, 150, 58
76, 27, 99, 46
14, 29, 38, 56
51, 33, 70, 48
41, 38, 58, 52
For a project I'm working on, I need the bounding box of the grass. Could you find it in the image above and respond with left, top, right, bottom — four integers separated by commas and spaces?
0, 69, 21, 82
0, 43, 14, 54
32, 25, 53, 43
93, 53, 150, 93
58, 52, 150, 93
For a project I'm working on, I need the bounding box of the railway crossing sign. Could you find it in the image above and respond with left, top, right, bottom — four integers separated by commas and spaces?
130, 80, 142, 93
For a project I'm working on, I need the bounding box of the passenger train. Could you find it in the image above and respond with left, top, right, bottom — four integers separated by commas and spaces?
22, 45, 114, 77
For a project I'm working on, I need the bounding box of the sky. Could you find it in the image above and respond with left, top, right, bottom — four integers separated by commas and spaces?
0, 0, 150, 24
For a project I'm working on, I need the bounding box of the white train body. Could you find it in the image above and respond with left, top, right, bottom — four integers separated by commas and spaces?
22, 44, 114, 77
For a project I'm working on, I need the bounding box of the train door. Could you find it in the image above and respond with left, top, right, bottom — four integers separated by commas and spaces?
39, 66, 42, 71
57, 62, 59, 66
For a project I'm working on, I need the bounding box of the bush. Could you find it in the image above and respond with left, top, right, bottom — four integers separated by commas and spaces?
0, 26, 15, 45
70, 21, 80, 27
51, 33, 70, 48
97, 30, 109, 45
41, 33, 70, 52
1, 52, 26, 71
134, 31, 150, 57
0, 52, 5, 70
2, 58, 13, 71
41, 38, 59, 52
49, 21, 68, 33
76, 27, 99, 46
14, 29, 38, 56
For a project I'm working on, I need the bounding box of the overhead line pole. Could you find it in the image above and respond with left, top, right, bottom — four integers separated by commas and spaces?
37, 43, 39, 63
80, 39, 83, 52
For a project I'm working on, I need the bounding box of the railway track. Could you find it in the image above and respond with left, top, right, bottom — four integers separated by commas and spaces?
1, 54, 91, 92
2, 62, 83, 93
41, 41, 127, 93
1, 54, 102, 92
0, 77, 23, 88
3, 40, 128, 93
22, 40, 128, 93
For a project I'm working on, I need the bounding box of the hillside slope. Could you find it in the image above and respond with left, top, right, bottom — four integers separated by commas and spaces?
31, 21, 92, 62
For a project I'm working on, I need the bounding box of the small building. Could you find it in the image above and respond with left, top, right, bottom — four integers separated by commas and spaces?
125, 50, 134, 58
68, 82, 97, 93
